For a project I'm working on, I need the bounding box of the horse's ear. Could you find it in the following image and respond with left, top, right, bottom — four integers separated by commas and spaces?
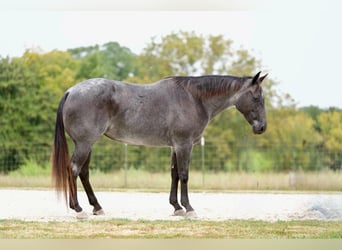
259, 73, 268, 84
252, 71, 261, 85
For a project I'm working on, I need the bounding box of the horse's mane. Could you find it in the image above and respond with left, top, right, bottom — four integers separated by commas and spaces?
169, 75, 251, 98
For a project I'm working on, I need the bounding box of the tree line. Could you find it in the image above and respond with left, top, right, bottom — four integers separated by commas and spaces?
0, 31, 341, 173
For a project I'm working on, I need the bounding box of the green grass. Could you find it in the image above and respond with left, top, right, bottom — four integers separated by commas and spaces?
1, 168, 342, 192
1, 219, 342, 238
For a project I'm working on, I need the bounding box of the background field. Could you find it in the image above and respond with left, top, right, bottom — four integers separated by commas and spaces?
1, 167, 342, 192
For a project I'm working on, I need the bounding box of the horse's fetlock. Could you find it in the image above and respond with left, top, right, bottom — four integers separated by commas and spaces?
169, 197, 178, 206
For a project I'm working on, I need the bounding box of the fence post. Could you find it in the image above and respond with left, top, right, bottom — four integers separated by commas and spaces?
201, 136, 205, 187
124, 143, 128, 187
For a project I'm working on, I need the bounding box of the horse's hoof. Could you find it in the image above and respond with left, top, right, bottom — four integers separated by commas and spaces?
93, 208, 105, 215
76, 211, 88, 219
185, 211, 198, 219
173, 209, 186, 216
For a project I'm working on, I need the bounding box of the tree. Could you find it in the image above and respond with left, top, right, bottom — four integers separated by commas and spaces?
130, 32, 235, 83
68, 41, 136, 81
318, 110, 342, 170
0, 50, 78, 172
301, 105, 324, 132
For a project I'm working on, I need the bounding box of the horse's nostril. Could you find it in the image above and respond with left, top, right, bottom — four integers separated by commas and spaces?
260, 124, 266, 132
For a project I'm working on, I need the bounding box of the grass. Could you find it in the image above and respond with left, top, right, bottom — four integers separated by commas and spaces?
1, 167, 342, 192
1, 219, 342, 238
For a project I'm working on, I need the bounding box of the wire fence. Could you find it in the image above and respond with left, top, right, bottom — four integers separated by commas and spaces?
1, 137, 341, 174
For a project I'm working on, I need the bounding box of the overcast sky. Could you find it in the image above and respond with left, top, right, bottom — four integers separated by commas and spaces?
1, 0, 341, 108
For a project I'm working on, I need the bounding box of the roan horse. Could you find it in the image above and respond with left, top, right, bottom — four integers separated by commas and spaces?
52, 71, 267, 218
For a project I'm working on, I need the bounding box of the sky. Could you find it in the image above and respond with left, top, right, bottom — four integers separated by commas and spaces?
0, 0, 341, 109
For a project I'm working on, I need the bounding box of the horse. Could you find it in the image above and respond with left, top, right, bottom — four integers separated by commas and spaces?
52, 71, 268, 219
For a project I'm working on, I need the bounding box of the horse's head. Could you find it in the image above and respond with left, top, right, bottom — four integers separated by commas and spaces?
235, 72, 268, 135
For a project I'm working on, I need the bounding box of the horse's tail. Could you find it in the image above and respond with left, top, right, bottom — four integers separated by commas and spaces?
51, 92, 74, 206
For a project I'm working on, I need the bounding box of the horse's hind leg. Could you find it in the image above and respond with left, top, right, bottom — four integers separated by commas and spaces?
79, 152, 104, 215
169, 150, 185, 216
69, 142, 92, 218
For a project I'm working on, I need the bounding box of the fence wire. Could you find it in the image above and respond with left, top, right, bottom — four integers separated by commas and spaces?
0, 138, 341, 174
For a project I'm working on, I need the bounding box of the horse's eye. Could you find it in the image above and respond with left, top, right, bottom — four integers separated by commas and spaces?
253, 96, 260, 102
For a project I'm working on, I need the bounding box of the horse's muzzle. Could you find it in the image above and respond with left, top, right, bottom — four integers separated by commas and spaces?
252, 121, 267, 134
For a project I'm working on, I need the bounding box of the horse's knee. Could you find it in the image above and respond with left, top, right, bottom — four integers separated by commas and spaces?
178, 171, 189, 183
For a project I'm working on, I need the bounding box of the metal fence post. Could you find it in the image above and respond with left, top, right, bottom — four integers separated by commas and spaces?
124, 143, 128, 187
201, 136, 205, 187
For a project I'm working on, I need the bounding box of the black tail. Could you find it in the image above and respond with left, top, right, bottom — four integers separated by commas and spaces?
51, 92, 74, 206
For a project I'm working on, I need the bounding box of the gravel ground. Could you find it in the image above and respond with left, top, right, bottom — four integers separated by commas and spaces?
1, 189, 342, 222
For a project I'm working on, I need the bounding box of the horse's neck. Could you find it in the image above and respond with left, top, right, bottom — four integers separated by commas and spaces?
202, 95, 234, 120
202, 85, 248, 120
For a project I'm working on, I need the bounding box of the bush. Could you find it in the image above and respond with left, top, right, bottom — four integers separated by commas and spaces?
9, 159, 50, 176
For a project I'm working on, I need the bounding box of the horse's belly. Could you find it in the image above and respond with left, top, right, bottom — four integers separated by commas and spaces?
104, 128, 171, 147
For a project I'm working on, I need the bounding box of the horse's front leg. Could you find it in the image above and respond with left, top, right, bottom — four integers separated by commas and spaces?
169, 150, 185, 216
174, 143, 197, 218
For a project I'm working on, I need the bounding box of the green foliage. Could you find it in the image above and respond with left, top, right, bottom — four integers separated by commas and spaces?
317, 110, 342, 169
9, 159, 50, 176
129, 32, 235, 82
68, 41, 136, 81
1, 31, 341, 174
238, 150, 273, 172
